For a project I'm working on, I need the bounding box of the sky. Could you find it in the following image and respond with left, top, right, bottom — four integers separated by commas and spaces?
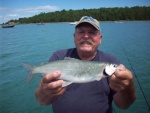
0, 0, 150, 24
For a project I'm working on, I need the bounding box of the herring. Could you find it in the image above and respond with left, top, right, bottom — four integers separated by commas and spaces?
22, 57, 118, 87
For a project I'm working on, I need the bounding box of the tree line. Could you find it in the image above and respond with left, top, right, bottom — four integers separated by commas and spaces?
8, 6, 150, 24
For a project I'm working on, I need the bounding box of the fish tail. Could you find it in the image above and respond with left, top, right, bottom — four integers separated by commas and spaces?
22, 63, 36, 83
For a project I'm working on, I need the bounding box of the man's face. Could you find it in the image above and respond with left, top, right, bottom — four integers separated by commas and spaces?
74, 23, 102, 53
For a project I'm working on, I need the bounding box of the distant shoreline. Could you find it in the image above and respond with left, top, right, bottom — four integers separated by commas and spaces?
1, 20, 150, 25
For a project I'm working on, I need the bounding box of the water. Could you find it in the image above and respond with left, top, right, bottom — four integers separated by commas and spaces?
0, 22, 150, 113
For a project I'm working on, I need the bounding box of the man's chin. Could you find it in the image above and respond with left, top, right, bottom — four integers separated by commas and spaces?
79, 47, 92, 52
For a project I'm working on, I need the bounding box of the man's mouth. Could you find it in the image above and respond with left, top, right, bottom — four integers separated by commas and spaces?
80, 41, 92, 45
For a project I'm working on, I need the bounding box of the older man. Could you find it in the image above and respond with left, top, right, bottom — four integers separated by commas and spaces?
35, 16, 136, 113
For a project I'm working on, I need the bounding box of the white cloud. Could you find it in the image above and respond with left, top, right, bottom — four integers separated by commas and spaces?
0, 7, 9, 12
0, 5, 59, 13
7, 14, 20, 17
15, 5, 59, 12
0, 14, 21, 23
0, 5, 59, 23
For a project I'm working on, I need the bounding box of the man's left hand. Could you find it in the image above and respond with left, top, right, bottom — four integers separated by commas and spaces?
109, 64, 134, 92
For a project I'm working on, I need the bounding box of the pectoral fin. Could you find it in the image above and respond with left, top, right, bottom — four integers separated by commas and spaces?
62, 81, 73, 87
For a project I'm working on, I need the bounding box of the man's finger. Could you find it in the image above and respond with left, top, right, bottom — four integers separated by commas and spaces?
117, 64, 126, 71
42, 70, 61, 83
114, 69, 133, 80
47, 80, 64, 90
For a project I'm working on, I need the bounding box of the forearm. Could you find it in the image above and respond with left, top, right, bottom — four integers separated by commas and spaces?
114, 82, 136, 109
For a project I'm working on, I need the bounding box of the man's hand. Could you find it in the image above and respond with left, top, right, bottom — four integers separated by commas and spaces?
35, 70, 66, 105
109, 64, 136, 109
109, 64, 133, 92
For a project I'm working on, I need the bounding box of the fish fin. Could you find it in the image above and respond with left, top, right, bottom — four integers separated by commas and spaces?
41, 74, 45, 76
40, 62, 48, 66
64, 57, 78, 60
22, 63, 36, 83
96, 74, 103, 81
62, 81, 73, 87
40, 62, 45, 65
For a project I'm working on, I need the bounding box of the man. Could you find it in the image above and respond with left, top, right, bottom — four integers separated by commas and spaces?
35, 16, 136, 113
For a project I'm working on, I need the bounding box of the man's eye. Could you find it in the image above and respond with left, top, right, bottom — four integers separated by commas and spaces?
89, 31, 95, 34
78, 31, 84, 33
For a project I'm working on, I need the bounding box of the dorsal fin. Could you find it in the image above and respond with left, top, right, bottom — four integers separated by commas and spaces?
64, 57, 78, 60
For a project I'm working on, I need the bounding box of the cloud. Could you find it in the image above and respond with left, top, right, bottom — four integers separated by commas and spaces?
1, 13, 33, 19
0, 5, 59, 13
15, 5, 59, 12
7, 14, 20, 17
0, 13, 21, 22
0, 5, 59, 23
0, 7, 9, 12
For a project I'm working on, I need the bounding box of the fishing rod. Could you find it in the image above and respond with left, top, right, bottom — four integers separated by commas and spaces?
120, 42, 150, 110
113, 108, 116, 113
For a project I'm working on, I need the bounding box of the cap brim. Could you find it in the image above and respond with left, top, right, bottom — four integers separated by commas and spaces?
75, 20, 100, 30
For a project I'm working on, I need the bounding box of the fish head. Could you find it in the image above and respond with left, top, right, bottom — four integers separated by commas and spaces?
104, 64, 118, 76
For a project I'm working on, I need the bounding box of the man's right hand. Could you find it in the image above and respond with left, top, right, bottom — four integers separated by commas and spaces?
35, 70, 66, 105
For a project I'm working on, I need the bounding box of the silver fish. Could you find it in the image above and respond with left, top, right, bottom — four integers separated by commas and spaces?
22, 57, 117, 86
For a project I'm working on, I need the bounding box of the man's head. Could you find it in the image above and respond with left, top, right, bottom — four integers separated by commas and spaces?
74, 16, 102, 56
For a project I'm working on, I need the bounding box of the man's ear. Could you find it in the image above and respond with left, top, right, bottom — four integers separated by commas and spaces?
99, 34, 102, 44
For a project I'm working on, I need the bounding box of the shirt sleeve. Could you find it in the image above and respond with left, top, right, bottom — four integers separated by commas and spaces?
48, 49, 68, 62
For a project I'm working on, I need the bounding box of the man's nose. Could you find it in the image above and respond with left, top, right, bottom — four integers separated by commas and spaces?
83, 32, 90, 38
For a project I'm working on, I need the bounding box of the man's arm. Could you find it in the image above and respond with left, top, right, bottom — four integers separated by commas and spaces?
110, 64, 136, 109
35, 71, 66, 105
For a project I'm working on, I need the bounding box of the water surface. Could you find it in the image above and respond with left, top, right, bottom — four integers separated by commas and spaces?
0, 22, 150, 113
